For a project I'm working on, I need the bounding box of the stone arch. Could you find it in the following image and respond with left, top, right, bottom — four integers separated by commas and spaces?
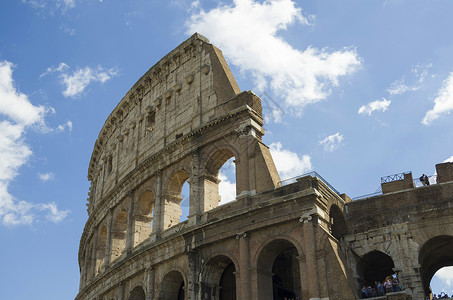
201, 254, 238, 300
111, 208, 128, 261
202, 147, 238, 211
163, 169, 191, 229
134, 190, 154, 247
418, 235, 453, 297
256, 238, 303, 300
329, 204, 348, 241
158, 270, 186, 300
96, 225, 107, 275
357, 250, 396, 288
128, 285, 146, 300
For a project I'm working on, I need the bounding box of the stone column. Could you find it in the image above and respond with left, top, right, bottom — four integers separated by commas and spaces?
91, 229, 98, 277
153, 171, 163, 236
236, 232, 251, 300
187, 250, 199, 300
126, 191, 135, 255
300, 215, 321, 299
118, 281, 126, 300
104, 208, 114, 268
146, 267, 155, 300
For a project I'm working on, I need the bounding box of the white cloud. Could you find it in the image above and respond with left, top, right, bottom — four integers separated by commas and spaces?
319, 132, 344, 152
422, 72, 453, 125
269, 142, 313, 179
444, 156, 453, 163
56, 120, 73, 132
41, 63, 117, 98
186, 0, 361, 110
38, 172, 55, 182
433, 266, 453, 288
23, 0, 76, 11
39, 203, 70, 223
387, 62, 431, 95
358, 98, 391, 116
0, 60, 69, 226
61, 66, 117, 98
218, 172, 236, 205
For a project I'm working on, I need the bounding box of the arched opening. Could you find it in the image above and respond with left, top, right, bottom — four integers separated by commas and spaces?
111, 209, 127, 261
180, 180, 190, 222
257, 239, 301, 300
128, 286, 146, 300
204, 149, 236, 211
329, 204, 347, 241
159, 271, 185, 300
164, 170, 190, 228
358, 251, 395, 289
201, 255, 237, 300
430, 266, 453, 298
419, 235, 453, 297
96, 226, 107, 275
134, 191, 154, 247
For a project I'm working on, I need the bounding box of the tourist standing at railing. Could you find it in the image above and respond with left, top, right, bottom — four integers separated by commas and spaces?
420, 174, 430, 186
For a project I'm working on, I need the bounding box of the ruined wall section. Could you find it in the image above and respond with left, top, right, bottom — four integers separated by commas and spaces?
86, 33, 240, 215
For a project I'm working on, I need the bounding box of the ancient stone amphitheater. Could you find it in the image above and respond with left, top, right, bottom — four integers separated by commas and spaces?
76, 34, 453, 300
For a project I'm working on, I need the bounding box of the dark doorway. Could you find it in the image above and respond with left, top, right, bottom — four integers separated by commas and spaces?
219, 263, 236, 300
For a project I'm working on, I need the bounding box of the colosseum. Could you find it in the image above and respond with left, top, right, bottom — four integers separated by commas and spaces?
76, 34, 453, 300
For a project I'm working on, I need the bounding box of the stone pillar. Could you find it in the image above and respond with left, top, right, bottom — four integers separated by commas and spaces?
187, 250, 198, 300
104, 208, 114, 268
91, 229, 98, 277
300, 215, 321, 299
118, 282, 126, 300
236, 232, 251, 300
297, 255, 310, 299
146, 267, 155, 300
153, 171, 163, 236
126, 192, 135, 255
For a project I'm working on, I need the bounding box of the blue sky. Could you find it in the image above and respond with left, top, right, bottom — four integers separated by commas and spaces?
1, 0, 453, 299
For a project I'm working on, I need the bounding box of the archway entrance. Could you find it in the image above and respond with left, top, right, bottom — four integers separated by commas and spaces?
359, 251, 395, 287
201, 255, 237, 300
257, 239, 301, 300
159, 271, 185, 300
419, 235, 453, 297
128, 286, 145, 300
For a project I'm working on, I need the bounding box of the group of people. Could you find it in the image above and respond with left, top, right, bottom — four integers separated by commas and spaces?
361, 275, 402, 298
430, 292, 452, 299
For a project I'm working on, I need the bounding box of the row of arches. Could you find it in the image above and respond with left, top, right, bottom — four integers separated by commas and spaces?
84, 152, 238, 284
355, 235, 453, 298
95, 237, 305, 300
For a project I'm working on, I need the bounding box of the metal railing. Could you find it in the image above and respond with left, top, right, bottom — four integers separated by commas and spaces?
380, 172, 411, 184
353, 173, 438, 200
277, 171, 340, 195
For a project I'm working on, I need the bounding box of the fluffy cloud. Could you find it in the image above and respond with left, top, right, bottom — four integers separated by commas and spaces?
319, 132, 344, 152
422, 72, 453, 125
56, 120, 73, 132
358, 98, 391, 116
433, 267, 453, 291
218, 172, 236, 205
23, 0, 76, 11
0, 60, 69, 226
269, 142, 313, 180
41, 63, 117, 98
186, 0, 361, 110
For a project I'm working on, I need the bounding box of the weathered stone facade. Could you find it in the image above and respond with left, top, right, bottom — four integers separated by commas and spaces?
76, 34, 453, 300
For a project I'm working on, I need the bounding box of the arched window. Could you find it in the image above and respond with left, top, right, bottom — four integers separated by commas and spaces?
164, 170, 190, 228
419, 235, 453, 297
134, 191, 154, 247
257, 239, 301, 299
111, 209, 127, 261
204, 149, 236, 211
